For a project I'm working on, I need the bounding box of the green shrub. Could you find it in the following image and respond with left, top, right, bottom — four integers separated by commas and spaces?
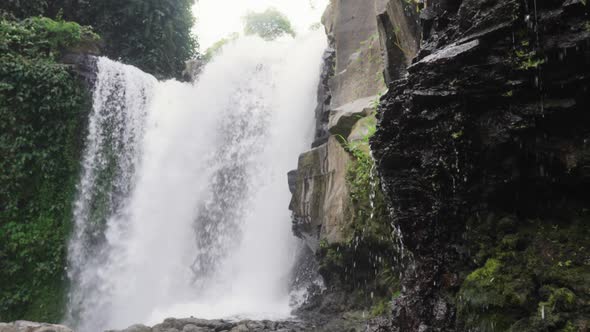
0, 17, 97, 58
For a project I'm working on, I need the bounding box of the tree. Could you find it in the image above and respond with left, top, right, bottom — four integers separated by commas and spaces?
243, 8, 295, 41
76, 0, 197, 79
0, 0, 198, 80
0, 0, 48, 18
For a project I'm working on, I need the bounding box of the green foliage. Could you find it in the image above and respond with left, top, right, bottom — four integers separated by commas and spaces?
0, 18, 89, 322
451, 130, 464, 140
343, 117, 380, 230
515, 49, 545, 70
203, 33, 239, 62
1, 0, 198, 79
0, 0, 48, 18
0, 17, 97, 58
243, 8, 295, 41
512, 31, 545, 71
76, 0, 198, 79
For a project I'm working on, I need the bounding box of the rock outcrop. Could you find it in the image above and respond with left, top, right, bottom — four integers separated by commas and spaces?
322, 0, 388, 109
371, 0, 590, 330
290, 0, 387, 262
60, 37, 102, 89
0, 321, 73, 332
289, 0, 399, 328
290, 136, 352, 250
109, 318, 309, 332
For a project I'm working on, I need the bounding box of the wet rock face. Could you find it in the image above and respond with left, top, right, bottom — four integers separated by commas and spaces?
371, 0, 590, 330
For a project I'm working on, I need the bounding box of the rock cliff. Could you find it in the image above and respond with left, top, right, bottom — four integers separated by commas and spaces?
371, 0, 590, 330
289, 0, 395, 296
289, 0, 403, 328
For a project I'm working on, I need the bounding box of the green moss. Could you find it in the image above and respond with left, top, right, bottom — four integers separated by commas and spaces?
538, 287, 576, 313
317, 117, 400, 307
465, 258, 501, 283
458, 214, 590, 331
559, 321, 577, 332
370, 298, 390, 317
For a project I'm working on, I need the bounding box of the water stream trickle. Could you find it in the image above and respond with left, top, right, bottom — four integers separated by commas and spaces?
65, 32, 326, 332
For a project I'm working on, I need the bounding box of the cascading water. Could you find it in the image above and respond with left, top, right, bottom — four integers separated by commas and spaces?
66, 32, 326, 332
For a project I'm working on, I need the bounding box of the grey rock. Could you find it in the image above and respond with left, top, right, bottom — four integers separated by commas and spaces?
328, 96, 376, 139
410, 39, 480, 68
0, 323, 18, 332
287, 170, 298, 194
228, 324, 248, 332
181, 325, 207, 332
289, 136, 352, 250
0, 321, 73, 332
322, 0, 386, 108
110, 324, 152, 332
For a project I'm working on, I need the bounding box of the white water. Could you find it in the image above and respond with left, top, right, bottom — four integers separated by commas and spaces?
66, 32, 326, 331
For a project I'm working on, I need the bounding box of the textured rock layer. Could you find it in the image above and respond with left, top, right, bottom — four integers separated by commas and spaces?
372, 0, 590, 330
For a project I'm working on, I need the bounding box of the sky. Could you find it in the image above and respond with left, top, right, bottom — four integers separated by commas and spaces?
193, 0, 329, 50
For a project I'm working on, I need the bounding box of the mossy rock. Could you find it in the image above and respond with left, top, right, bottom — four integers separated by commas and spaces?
458, 214, 590, 331
458, 258, 535, 331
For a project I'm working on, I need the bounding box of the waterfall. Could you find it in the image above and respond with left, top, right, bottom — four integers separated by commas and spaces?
66, 32, 326, 332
